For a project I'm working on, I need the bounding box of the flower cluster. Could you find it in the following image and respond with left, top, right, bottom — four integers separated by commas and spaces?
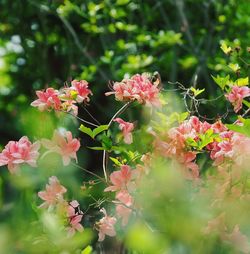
153, 116, 209, 179
225, 85, 250, 113
96, 208, 117, 241
204, 214, 250, 254
104, 165, 135, 227
38, 176, 83, 236
106, 73, 161, 107
0, 136, 40, 174
153, 116, 250, 179
31, 80, 92, 116
103, 159, 150, 232
67, 200, 84, 237
38, 176, 67, 209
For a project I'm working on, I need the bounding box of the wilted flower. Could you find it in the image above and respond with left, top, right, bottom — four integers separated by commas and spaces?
0, 136, 40, 174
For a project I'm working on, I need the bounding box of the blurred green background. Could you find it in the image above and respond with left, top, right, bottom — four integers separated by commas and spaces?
0, 0, 250, 253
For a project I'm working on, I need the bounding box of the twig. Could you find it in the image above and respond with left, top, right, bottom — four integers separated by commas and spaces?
72, 162, 105, 183
81, 105, 101, 125
60, 110, 99, 127
102, 102, 132, 181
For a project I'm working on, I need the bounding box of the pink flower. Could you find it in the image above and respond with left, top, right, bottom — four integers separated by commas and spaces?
31, 88, 61, 111
116, 190, 133, 207
67, 200, 84, 237
225, 86, 250, 113
203, 213, 227, 235
115, 190, 133, 226
38, 176, 67, 209
106, 73, 161, 107
214, 141, 233, 160
225, 225, 250, 254
179, 151, 199, 179
114, 118, 134, 144
104, 165, 132, 192
97, 208, 117, 241
0, 137, 40, 174
61, 100, 78, 116
42, 130, 80, 166
69, 80, 92, 103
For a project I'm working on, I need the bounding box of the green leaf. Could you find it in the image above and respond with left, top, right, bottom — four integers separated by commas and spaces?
212, 75, 231, 90
87, 146, 106, 151
226, 120, 250, 137
79, 124, 94, 138
236, 77, 249, 86
79, 124, 109, 139
101, 134, 113, 150
198, 129, 216, 149
228, 63, 240, 72
190, 87, 205, 97
110, 157, 123, 166
220, 41, 232, 55
81, 245, 93, 254
186, 137, 198, 147
243, 100, 250, 108
179, 112, 190, 122
92, 125, 109, 138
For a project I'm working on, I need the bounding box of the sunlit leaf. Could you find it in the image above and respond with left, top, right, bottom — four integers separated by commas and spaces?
236, 77, 249, 86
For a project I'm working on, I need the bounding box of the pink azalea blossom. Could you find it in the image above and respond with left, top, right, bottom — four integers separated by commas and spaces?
106, 73, 161, 107
31, 88, 61, 111
0, 136, 40, 174
104, 165, 133, 192
69, 80, 92, 103
225, 225, 250, 254
115, 190, 133, 226
154, 123, 200, 178
114, 118, 134, 144
67, 200, 84, 237
213, 141, 234, 162
225, 85, 250, 113
203, 213, 227, 235
42, 130, 80, 166
61, 100, 78, 116
38, 176, 67, 209
97, 208, 117, 241
116, 205, 132, 227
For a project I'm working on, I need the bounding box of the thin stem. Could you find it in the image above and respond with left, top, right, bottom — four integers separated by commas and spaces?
108, 102, 132, 127
102, 151, 108, 182
60, 110, 99, 127
102, 102, 132, 181
242, 107, 250, 118
72, 162, 105, 183
82, 106, 101, 125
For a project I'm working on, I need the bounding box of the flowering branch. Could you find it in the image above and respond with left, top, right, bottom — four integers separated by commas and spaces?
102, 102, 132, 182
